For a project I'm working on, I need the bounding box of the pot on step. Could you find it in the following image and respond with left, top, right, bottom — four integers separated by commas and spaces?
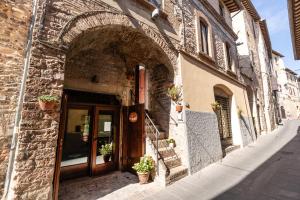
137, 172, 150, 184
176, 105, 183, 112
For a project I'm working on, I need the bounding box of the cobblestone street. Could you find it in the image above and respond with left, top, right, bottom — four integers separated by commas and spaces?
58, 171, 161, 200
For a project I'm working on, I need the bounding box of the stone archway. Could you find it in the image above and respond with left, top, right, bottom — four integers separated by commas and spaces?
7, 9, 179, 200
58, 10, 178, 72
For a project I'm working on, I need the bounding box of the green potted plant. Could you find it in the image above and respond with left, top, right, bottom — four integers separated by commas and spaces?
99, 143, 112, 163
132, 155, 154, 184
38, 95, 58, 111
237, 107, 243, 117
211, 101, 221, 112
167, 85, 183, 112
167, 138, 176, 148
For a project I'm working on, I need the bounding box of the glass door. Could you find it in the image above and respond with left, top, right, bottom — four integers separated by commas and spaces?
60, 106, 92, 180
91, 106, 119, 175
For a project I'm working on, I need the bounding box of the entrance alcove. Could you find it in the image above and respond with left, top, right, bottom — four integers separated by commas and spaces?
56, 24, 175, 197
213, 84, 242, 155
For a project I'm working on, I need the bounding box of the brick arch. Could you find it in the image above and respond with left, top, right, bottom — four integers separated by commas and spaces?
58, 10, 178, 72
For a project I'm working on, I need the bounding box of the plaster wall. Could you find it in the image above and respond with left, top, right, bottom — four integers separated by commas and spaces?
180, 53, 255, 173
257, 27, 275, 132
232, 8, 267, 134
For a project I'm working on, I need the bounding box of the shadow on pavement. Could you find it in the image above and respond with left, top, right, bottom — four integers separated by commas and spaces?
214, 126, 300, 200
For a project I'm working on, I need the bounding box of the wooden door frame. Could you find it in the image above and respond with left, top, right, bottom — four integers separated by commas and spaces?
59, 104, 93, 180
53, 93, 68, 200
91, 105, 120, 176
53, 95, 121, 200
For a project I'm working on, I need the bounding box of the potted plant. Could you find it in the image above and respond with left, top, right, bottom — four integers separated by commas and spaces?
132, 155, 154, 184
38, 95, 58, 111
167, 85, 183, 112
211, 101, 221, 112
237, 107, 243, 117
99, 143, 112, 163
167, 138, 176, 148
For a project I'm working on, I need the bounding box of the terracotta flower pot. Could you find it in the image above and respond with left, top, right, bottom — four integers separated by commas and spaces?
103, 154, 111, 163
137, 172, 150, 184
38, 100, 56, 111
176, 105, 183, 112
169, 143, 175, 148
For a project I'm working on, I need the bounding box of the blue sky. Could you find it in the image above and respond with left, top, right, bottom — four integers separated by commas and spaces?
252, 0, 300, 71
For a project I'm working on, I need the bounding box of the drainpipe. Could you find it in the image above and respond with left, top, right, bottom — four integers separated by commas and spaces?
3, 0, 39, 198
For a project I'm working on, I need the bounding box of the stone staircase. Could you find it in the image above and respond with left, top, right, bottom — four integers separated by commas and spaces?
145, 113, 188, 186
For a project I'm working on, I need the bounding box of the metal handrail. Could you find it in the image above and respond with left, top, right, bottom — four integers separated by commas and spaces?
145, 112, 161, 175
152, 97, 178, 126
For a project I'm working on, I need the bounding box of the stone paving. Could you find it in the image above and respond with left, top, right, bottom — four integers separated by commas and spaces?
144, 120, 300, 200
58, 171, 162, 200
59, 120, 300, 200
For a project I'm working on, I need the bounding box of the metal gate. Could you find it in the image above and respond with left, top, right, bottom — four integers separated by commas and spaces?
215, 95, 232, 140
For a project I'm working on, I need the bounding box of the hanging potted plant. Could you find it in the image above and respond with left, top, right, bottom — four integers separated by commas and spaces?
132, 155, 154, 184
211, 101, 221, 112
167, 138, 176, 148
99, 143, 112, 163
38, 95, 58, 111
167, 85, 183, 112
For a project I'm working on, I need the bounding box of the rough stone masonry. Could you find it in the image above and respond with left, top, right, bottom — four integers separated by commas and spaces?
0, 1, 32, 197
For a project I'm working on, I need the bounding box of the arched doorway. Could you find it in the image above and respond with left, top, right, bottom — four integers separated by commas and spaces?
54, 24, 175, 197
213, 85, 233, 154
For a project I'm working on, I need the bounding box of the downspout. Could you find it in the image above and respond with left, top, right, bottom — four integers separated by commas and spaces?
3, 0, 39, 198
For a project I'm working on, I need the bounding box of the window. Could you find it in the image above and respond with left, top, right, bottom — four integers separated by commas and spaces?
225, 43, 232, 70
219, 2, 224, 17
200, 20, 209, 55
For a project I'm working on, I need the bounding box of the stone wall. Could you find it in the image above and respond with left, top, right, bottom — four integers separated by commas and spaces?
5, 0, 180, 198
233, 9, 267, 134
181, 0, 238, 74
0, 1, 32, 197
185, 110, 223, 174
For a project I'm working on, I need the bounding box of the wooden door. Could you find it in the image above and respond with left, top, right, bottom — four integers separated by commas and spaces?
122, 104, 145, 172
91, 106, 119, 175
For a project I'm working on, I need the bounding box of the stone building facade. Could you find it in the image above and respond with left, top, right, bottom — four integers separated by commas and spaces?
232, 0, 268, 135
273, 50, 300, 119
0, 0, 278, 199
0, 1, 33, 197
257, 20, 277, 132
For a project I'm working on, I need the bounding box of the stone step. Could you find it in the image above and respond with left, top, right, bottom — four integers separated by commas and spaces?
147, 131, 167, 140
224, 145, 240, 154
158, 146, 176, 158
163, 157, 182, 169
166, 166, 188, 185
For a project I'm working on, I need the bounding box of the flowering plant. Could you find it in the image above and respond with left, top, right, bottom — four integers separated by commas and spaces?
132, 156, 154, 173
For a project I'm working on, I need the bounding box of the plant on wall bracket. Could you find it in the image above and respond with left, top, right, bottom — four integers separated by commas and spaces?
237, 107, 243, 117
38, 95, 58, 111
167, 85, 183, 112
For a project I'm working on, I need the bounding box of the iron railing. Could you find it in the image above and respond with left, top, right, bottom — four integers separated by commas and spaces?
145, 112, 161, 175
